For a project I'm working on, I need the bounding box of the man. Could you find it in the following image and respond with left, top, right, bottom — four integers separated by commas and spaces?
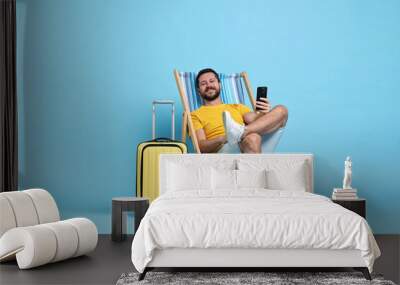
191, 68, 288, 153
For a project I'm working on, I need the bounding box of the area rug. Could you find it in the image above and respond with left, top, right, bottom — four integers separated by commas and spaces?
116, 271, 396, 285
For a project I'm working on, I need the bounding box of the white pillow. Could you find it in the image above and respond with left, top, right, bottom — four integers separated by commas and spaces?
211, 169, 268, 190
237, 159, 309, 192
236, 169, 268, 189
166, 162, 212, 191
265, 164, 307, 191
211, 168, 237, 190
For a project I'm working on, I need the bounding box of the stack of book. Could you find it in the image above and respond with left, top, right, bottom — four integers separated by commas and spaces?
332, 188, 358, 200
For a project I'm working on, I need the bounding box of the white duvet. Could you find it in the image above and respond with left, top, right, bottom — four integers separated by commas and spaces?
131, 189, 380, 273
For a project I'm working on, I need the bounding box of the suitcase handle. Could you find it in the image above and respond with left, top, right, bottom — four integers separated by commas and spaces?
152, 100, 175, 140
152, 137, 172, 142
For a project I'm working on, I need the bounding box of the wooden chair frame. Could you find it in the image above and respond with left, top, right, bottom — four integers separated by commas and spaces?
174, 69, 257, 154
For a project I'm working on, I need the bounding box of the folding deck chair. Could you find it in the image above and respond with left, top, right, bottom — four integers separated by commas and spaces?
174, 69, 284, 154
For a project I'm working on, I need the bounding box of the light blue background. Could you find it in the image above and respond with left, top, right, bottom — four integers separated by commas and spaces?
16, 0, 400, 233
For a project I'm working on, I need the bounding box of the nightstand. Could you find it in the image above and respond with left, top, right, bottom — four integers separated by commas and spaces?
332, 198, 366, 218
111, 197, 149, 241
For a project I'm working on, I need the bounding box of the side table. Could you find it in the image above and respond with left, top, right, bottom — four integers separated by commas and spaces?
332, 198, 366, 218
112, 197, 149, 242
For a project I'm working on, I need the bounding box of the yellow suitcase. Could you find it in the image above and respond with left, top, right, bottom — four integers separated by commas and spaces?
136, 101, 187, 202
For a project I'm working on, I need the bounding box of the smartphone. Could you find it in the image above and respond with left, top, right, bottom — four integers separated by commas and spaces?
256, 87, 268, 110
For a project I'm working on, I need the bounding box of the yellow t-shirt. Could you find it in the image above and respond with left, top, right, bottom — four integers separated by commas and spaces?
191, 104, 252, 140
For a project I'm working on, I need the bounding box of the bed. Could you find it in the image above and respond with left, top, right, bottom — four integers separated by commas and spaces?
131, 154, 381, 280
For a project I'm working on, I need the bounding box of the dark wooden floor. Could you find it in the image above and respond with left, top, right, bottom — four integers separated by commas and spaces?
0, 235, 398, 285
375, 235, 400, 284
0, 235, 135, 285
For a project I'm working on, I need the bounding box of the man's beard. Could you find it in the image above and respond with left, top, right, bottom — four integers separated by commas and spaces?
201, 87, 220, 102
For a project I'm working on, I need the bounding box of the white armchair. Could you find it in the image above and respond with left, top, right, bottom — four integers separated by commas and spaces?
0, 189, 98, 269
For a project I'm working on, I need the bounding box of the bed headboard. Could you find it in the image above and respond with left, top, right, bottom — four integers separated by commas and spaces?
159, 153, 314, 194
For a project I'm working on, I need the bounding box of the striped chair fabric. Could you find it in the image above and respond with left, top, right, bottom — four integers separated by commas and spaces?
178, 72, 247, 112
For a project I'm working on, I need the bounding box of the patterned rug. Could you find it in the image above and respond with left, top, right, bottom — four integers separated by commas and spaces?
116, 271, 396, 285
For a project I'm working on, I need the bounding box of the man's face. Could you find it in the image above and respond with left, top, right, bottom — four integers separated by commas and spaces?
197, 72, 220, 101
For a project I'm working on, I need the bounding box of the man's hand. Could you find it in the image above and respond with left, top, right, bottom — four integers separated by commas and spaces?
210, 135, 227, 152
255, 97, 271, 114
243, 97, 272, 124
217, 135, 227, 145
196, 129, 227, 153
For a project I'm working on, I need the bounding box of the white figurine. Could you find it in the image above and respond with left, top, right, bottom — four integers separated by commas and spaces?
342, 156, 352, 189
